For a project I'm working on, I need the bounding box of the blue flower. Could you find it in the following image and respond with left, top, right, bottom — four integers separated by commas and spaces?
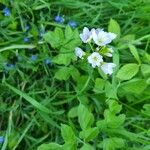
3, 63, 15, 74
23, 37, 29, 43
30, 55, 37, 61
68, 20, 77, 28
6, 63, 15, 68
3, 7, 10, 16
44, 59, 51, 65
0, 136, 4, 144
25, 25, 30, 32
54, 15, 64, 23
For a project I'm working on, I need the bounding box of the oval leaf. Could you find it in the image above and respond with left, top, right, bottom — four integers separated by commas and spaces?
116, 63, 139, 81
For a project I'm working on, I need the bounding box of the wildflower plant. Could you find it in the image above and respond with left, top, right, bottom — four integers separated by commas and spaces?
75, 27, 116, 75
0, 1, 150, 150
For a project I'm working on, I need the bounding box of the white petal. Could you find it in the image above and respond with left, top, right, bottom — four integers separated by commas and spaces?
75, 47, 85, 58
101, 63, 116, 75
87, 52, 103, 68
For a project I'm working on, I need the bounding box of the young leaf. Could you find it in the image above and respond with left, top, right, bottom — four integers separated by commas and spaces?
54, 67, 71, 80
141, 104, 150, 117
104, 110, 125, 128
79, 127, 99, 142
129, 44, 141, 64
52, 53, 76, 66
116, 63, 139, 81
103, 137, 125, 150
119, 79, 147, 94
93, 78, 105, 93
37, 143, 62, 150
141, 64, 150, 77
80, 144, 94, 150
44, 27, 64, 48
68, 106, 78, 118
61, 124, 76, 143
107, 100, 122, 114
62, 142, 77, 150
108, 18, 121, 38
105, 81, 118, 99
78, 104, 94, 130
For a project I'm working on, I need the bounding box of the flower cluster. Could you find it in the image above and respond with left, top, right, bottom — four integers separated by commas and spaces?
75, 27, 117, 75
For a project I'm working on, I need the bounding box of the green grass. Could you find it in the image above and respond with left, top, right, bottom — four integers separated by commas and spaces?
0, 0, 150, 149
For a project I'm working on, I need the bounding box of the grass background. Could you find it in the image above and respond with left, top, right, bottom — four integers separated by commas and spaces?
0, 0, 150, 149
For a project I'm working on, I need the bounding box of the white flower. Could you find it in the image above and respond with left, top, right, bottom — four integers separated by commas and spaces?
107, 32, 117, 40
92, 29, 117, 46
105, 47, 114, 57
87, 52, 103, 68
80, 27, 92, 43
101, 63, 116, 75
75, 47, 85, 58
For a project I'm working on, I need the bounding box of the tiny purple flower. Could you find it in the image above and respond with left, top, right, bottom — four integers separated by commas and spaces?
54, 15, 64, 23
68, 20, 77, 28
3, 7, 10, 16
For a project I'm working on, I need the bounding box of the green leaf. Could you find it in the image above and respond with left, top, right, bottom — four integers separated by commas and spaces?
103, 137, 125, 150
119, 78, 147, 94
108, 18, 121, 38
120, 34, 135, 44
141, 104, 150, 117
70, 66, 80, 81
80, 144, 94, 150
107, 100, 122, 114
93, 78, 105, 93
52, 53, 75, 66
68, 106, 78, 118
129, 44, 141, 64
54, 67, 71, 80
78, 104, 94, 130
105, 81, 117, 99
37, 143, 62, 150
116, 63, 139, 81
61, 124, 76, 143
62, 142, 77, 150
79, 127, 99, 142
141, 64, 150, 77
44, 27, 64, 48
65, 25, 74, 40
104, 110, 125, 128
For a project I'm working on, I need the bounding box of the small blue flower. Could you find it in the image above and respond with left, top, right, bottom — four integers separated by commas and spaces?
68, 20, 77, 28
44, 59, 51, 65
25, 25, 30, 32
3, 7, 10, 16
30, 55, 37, 61
54, 15, 64, 23
3, 63, 15, 74
23, 37, 29, 43
6, 63, 15, 68
0, 136, 4, 144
